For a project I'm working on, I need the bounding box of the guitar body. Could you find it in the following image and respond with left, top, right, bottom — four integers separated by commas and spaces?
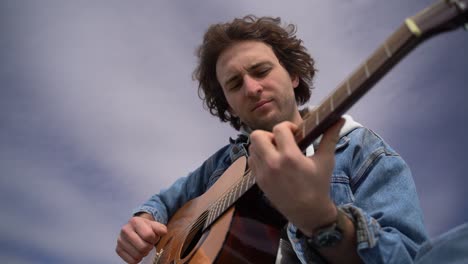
154, 156, 286, 264
214, 189, 287, 263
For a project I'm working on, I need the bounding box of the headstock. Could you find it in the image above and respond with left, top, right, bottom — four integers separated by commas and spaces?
407, 0, 468, 38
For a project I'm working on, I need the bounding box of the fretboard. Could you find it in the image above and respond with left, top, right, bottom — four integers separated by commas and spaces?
294, 22, 419, 152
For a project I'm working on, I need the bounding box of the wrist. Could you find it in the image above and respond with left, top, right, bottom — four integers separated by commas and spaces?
301, 201, 338, 237
303, 206, 348, 249
134, 211, 155, 221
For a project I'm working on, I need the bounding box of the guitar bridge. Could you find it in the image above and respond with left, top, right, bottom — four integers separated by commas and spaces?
152, 248, 164, 264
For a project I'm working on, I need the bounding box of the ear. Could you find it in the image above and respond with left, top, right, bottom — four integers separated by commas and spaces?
291, 75, 299, 89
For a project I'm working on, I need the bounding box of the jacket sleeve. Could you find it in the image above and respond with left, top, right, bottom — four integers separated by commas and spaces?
132, 144, 232, 224
288, 127, 429, 263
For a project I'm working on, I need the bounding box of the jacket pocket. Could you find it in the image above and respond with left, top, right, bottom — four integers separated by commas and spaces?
330, 174, 355, 205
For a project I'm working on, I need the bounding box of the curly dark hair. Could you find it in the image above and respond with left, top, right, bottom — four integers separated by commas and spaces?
193, 15, 316, 130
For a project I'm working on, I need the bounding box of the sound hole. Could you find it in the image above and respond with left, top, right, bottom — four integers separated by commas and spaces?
180, 211, 208, 259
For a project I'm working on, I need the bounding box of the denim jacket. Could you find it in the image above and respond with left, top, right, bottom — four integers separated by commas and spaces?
134, 116, 428, 263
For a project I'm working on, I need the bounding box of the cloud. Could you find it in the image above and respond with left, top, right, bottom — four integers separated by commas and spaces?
1, 1, 467, 262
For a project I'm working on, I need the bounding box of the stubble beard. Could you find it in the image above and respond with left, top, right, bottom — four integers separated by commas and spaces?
247, 105, 298, 132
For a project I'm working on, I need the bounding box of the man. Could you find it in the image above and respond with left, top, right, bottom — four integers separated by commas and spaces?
116, 16, 428, 263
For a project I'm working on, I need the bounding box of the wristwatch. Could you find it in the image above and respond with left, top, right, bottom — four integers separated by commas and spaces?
305, 208, 348, 248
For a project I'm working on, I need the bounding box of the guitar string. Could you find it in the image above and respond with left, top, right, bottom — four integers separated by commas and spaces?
167, 176, 244, 245
167, 168, 254, 244
190, 168, 253, 232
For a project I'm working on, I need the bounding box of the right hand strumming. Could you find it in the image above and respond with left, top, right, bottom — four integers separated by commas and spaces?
116, 213, 167, 264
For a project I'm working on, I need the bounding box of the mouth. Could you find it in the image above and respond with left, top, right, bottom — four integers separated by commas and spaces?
251, 99, 273, 112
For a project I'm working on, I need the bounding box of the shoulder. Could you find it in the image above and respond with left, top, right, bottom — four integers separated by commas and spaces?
334, 125, 408, 190
202, 135, 248, 176
333, 115, 403, 174
339, 126, 399, 157
203, 143, 233, 172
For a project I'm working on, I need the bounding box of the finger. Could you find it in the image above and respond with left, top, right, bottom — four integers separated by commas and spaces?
122, 220, 154, 253
271, 122, 299, 153
131, 218, 159, 245
248, 142, 265, 178
249, 130, 276, 158
116, 246, 139, 264
117, 235, 144, 262
149, 222, 167, 241
315, 118, 345, 158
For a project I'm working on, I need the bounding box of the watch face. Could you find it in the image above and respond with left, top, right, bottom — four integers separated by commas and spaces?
307, 208, 348, 248
313, 229, 343, 247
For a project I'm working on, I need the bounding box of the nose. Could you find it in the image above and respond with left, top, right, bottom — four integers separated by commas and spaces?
243, 75, 262, 97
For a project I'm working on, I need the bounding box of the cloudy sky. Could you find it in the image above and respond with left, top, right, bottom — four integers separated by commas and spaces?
1, 0, 467, 263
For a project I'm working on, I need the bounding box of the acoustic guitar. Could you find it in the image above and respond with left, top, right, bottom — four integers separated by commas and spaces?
149, 1, 468, 263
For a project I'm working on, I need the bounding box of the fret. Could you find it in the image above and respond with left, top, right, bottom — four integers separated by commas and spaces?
229, 182, 238, 207
315, 110, 319, 126
332, 83, 349, 111
346, 80, 351, 96
219, 195, 226, 213
217, 196, 224, 216
209, 202, 217, 224
223, 191, 229, 212
364, 62, 370, 78
383, 42, 392, 57
249, 173, 256, 186
206, 204, 217, 226
209, 201, 217, 224
206, 207, 214, 225
228, 186, 235, 209
318, 103, 329, 120
214, 198, 221, 220
231, 176, 241, 205
225, 186, 232, 209
300, 114, 316, 143
348, 66, 367, 94
243, 171, 254, 193
294, 123, 306, 144
236, 177, 243, 201
385, 28, 401, 55
239, 175, 250, 194
300, 112, 311, 132
322, 97, 333, 114
242, 174, 248, 192
236, 175, 243, 199
387, 24, 413, 57
367, 46, 388, 76
224, 188, 231, 208
330, 95, 335, 112
206, 180, 242, 227
243, 174, 253, 193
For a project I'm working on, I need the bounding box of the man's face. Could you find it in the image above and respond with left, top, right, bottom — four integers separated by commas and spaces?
216, 41, 302, 131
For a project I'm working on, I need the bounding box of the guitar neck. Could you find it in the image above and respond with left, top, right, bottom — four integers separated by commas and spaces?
295, 0, 468, 151
203, 0, 468, 230
295, 23, 421, 151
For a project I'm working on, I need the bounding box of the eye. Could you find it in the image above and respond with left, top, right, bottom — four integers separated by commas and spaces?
254, 67, 271, 77
228, 81, 242, 91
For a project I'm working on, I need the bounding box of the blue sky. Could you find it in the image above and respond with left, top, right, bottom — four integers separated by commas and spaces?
1, 0, 467, 263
